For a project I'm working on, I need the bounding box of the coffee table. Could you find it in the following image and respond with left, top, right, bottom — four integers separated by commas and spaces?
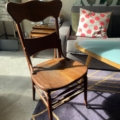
75, 39, 120, 69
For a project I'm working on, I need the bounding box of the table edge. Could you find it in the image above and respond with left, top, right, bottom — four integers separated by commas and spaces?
75, 42, 120, 70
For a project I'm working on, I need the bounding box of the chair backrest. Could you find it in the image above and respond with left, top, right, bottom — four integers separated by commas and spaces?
6, 0, 63, 74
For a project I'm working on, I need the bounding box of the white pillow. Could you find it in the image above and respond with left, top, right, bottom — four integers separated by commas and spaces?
76, 8, 112, 38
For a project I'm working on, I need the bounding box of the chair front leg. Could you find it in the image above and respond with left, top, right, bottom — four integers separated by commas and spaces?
47, 91, 53, 120
32, 81, 36, 101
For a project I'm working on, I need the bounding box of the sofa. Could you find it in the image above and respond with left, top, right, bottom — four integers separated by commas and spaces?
59, 6, 120, 70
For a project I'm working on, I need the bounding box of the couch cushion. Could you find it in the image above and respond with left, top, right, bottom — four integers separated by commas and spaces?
67, 37, 120, 54
76, 8, 112, 38
71, 12, 79, 33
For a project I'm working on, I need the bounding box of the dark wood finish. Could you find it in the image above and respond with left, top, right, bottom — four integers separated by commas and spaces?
30, 33, 48, 38
6, 1, 88, 120
30, 25, 55, 38
31, 29, 55, 34
33, 25, 56, 30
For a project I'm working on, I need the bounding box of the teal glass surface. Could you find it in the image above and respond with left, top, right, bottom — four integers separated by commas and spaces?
77, 39, 120, 64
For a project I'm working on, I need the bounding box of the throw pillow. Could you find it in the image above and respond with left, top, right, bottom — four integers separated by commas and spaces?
76, 8, 112, 38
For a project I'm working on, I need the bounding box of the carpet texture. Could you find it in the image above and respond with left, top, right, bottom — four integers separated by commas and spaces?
1, 49, 120, 120
32, 69, 120, 120
0, 49, 53, 120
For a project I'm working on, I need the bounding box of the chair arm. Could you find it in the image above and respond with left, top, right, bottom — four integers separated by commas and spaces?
59, 21, 70, 56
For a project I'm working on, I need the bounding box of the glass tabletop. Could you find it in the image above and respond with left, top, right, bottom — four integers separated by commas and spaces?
77, 39, 120, 65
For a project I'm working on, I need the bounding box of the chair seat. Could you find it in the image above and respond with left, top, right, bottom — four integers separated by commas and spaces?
32, 58, 87, 91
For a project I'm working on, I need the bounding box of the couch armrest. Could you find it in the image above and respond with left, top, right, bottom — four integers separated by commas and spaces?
59, 21, 70, 56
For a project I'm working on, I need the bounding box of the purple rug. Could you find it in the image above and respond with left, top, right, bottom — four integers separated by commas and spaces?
32, 69, 120, 120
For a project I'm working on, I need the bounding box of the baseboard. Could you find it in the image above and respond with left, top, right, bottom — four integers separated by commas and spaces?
0, 39, 19, 51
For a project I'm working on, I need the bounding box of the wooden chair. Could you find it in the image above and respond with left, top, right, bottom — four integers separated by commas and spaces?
6, 1, 88, 120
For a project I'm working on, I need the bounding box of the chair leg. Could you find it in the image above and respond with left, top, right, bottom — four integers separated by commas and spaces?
84, 74, 88, 107
47, 92, 53, 120
32, 81, 36, 101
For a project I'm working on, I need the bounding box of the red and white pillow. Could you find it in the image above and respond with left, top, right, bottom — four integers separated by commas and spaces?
76, 8, 112, 38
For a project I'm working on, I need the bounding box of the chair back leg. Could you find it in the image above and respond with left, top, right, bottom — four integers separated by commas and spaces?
47, 92, 53, 120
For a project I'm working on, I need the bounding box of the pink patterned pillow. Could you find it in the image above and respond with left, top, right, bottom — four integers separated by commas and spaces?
76, 8, 112, 38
